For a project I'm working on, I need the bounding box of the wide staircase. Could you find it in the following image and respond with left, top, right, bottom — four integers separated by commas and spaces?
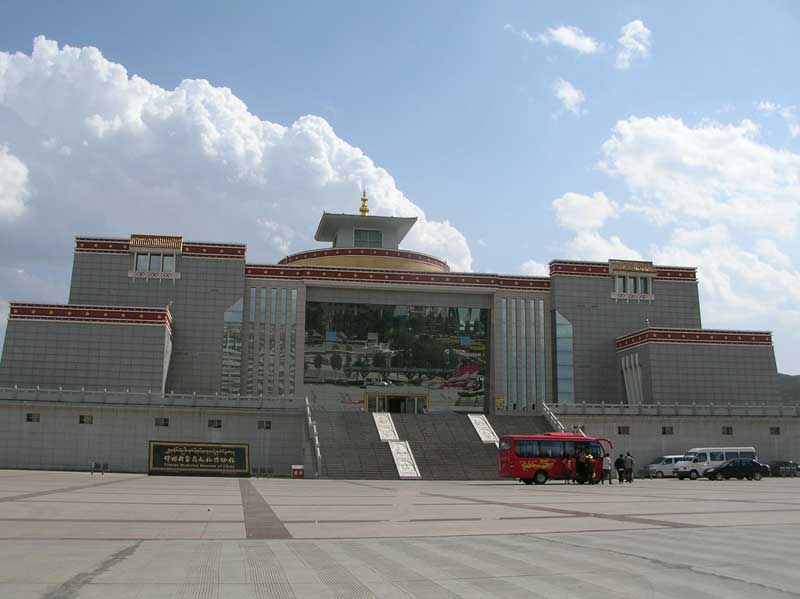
392, 414, 499, 480
313, 412, 398, 479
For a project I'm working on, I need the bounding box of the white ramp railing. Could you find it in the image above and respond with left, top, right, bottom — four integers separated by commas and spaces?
542, 402, 567, 432
372, 412, 399, 441
468, 413, 499, 447
373, 413, 420, 479
388, 441, 421, 479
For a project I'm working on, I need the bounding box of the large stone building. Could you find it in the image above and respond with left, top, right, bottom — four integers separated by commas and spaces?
0, 194, 792, 475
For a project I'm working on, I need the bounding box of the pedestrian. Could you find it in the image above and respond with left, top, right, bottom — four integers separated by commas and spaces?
587, 453, 596, 484
602, 453, 613, 484
624, 452, 635, 483
564, 454, 575, 484
615, 454, 625, 484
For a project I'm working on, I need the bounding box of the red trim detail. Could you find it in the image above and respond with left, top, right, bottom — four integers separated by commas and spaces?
9, 303, 173, 333
245, 264, 550, 290
181, 243, 246, 258
548, 260, 697, 281
278, 247, 450, 272
75, 238, 129, 254
616, 327, 772, 350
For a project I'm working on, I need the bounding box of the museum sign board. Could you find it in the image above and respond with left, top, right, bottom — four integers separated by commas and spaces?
148, 441, 250, 476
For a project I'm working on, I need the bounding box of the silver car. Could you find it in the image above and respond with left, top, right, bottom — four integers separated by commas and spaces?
647, 455, 684, 478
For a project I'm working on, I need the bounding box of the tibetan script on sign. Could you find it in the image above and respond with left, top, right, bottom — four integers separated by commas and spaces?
148, 441, 250, 476
608, 259, 656, 274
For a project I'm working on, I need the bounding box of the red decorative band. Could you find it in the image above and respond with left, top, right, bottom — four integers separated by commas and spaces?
245, 265, 551, 291
182, 243, 246, 258
76, 238, 129, 254
278, 247, 450, 272
549, 260, 696, 281
9, 303, 173, 333
616, 328, 772, 351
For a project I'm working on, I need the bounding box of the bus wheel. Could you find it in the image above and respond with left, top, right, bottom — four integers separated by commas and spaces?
689, 470, 699, 480
533, 471, 548, 485
522, 479, 534, 485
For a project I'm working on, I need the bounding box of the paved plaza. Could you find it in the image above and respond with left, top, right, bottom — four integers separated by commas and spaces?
0, 470, 799, 598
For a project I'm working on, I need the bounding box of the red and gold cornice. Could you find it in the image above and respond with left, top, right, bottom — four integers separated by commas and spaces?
9, 303, 174, 334
616, 327, 772, 351
75, 237, 245, 259
246, 264, 551, 291
278, 247, 450, 272
549, 260, 697, 281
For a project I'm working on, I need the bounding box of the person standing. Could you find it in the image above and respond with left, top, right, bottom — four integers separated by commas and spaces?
615, 454, 625, 484
564, 454, 575, 484
624, 452, 635, 483
602, 453, 613, 484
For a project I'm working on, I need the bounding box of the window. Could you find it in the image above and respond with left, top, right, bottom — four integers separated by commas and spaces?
722, 426, 733, 435
639, 277, 649, 294
515, 440, 539, 458
79, 415, 93, 424
208, 419, 222, 429
26, 413, 40, 422
539, 440, 564, 458
155, 417, 169, 427
710, 452, 725, 461
661, 426, 673, 435
770, 427, 781, 436
627, 277, 638, 293
740, 451, 755, 459
693, 453, 708, 462
354, 229, 382, 248
257, 420, 271, 430
615, 276, 626, 293
724, 451, 739, 460
617, 425, 630, 435
134, 252, 177, 273
553, 311, 574, 405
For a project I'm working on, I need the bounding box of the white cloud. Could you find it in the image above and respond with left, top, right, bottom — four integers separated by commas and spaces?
615, 20, 652, 69
537, 26, 600, 55
0, 36, 474, 346
503, 24, 535, 44
757, 100, 780, 113
599, 116, 800, 236
567, 231, 641, 261
521, 260, 549, 276
553, 191, 617, 231
552, 79, 586, 115
755, 100, 800, 138
0, 145, 30, 220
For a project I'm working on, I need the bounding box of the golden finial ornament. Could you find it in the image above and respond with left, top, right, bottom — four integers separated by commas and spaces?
359, 189, 369, 216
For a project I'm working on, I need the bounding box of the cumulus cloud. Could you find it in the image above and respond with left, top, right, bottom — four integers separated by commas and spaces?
503, 24, 535, 44
537, 26, 600, 55
0, 36, 475, 347
520, 260, 549, 277
552, 79, 586, 115
553, 191, 617, 231
755, 100, 800, 137
599, 116, 800, 236
0, 145, 30, 219
615, 20, 651, 69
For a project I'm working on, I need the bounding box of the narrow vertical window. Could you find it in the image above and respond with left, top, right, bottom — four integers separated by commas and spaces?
500, 298, 507, 411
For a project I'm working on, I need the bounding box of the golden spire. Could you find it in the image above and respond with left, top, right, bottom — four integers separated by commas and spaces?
359, 189, 369, 216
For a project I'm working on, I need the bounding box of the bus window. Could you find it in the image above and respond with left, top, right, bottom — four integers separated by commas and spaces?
539, 440, 563, 458
515, 440, 539, 458
724, 451, 739, 460
563, 441, 575, 457
499, 439, 511, 451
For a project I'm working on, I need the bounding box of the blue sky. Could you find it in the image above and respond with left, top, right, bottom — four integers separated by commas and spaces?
1, 2, 799, 372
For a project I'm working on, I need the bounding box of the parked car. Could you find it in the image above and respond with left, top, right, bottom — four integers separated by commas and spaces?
768, 460, 799, 477
674, 447, 757, 480
704, 459, 770, 481
647, 455, 684, 478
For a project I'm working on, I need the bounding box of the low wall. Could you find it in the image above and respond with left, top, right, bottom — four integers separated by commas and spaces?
0, 389, 305, 475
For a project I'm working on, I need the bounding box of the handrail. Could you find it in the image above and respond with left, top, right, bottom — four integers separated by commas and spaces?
305, 396, 322, 478
541, 401, 567, 432
550, 402, 800, 418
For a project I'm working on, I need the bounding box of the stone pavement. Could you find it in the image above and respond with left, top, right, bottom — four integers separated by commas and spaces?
1, 469, 799, 597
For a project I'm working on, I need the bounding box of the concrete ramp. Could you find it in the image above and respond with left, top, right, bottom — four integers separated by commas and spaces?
468, 413, 499, 447
388, 441, 421, 479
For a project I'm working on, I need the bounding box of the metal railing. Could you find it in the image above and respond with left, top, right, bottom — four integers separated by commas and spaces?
305, 396, 322, 478
541, 401, 567, 432
0, 385, 303, 412
551, 402, 800, 418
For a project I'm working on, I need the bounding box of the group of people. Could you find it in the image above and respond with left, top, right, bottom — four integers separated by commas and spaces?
563, 451, 636, 484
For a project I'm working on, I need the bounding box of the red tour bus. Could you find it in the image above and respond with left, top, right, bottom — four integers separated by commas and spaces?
498, 432, 613, 485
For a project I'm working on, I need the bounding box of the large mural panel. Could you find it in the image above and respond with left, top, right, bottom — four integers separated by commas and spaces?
304, 302, 488, 412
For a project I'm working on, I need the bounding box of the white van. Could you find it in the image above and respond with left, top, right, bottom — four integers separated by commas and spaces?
674, 447, 757, 480
647, 455, 684, 478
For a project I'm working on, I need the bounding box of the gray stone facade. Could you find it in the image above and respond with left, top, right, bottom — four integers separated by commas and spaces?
550, 273, 702, 404
0, 319, 171, 392
619, 342, 780, 405
69, 250, 244, 395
